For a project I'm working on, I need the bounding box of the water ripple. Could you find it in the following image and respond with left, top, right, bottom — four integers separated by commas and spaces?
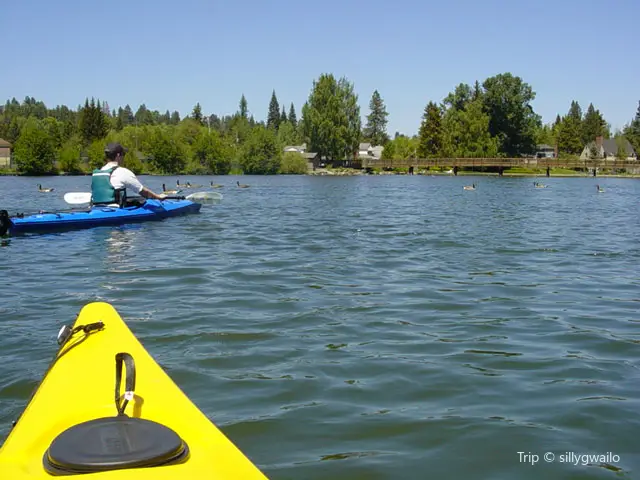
1, 175, 640, 479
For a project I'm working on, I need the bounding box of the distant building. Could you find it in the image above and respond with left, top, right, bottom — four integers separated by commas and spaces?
283, 143, 307, 154
0, 138, 12, 168
535, 144, 556, 158
283, 143, 321, 170
357, 142, 384, 160
303, 152, 321, 170
580, 136, 637, 161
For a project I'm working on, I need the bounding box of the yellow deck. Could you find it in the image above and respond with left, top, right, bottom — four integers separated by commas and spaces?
0, 302, 268, 479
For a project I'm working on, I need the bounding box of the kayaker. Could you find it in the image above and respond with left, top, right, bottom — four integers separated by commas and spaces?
92, 143, 166, 207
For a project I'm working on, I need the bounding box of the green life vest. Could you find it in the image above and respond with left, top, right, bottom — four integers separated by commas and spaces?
91, 166, 125, 205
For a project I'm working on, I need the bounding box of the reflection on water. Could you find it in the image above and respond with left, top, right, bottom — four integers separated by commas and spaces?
104, 225, 145, 272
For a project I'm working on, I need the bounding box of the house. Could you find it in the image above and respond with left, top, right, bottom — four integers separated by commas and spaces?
303, 152, 321, 170
283, 143, 307, 154
0, 138, 11, 168
370, 145, 384, 159
357, 142, 385, 160
580, 136, 637, 161
535, 144, 556, 158
282, 144, 321, 170
358, 142, 371, 158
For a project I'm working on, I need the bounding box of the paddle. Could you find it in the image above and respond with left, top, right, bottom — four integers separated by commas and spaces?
64, 192, 92, 204
64, 191, 223, 205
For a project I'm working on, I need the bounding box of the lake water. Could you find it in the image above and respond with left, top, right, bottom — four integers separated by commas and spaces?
1, 174, 639, 479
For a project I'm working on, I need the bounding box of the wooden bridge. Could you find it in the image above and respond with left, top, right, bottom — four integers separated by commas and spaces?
362, 157, 640, 171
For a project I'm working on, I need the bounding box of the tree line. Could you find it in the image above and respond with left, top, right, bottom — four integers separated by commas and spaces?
1, 72, 639, 175
383, 75, 639, 163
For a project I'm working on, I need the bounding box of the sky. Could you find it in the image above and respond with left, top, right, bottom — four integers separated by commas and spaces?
2, 0, 639, 136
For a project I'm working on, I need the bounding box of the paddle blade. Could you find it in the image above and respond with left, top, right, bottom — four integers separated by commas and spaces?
185, 191, 223, 204
64, 192, 92, 205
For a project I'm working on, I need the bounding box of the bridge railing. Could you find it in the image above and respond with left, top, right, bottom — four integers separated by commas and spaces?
362, 157, 640, 169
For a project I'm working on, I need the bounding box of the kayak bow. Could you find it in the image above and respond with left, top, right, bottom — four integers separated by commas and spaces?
0, 199, 201, 236
0, 302, 268, 479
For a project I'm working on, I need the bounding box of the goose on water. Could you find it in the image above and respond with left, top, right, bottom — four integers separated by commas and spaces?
38, 184, 54, 192
463, 183, 476, 190
596, 185, 605, 193
237, 181, 249, 188
210, 181, 224, 188
162, 183, 180, 194
176, 179, 201, 189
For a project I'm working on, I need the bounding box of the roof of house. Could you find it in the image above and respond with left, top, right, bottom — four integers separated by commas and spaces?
587, 138, 636, 156
0, 138, 11, 147
537, 144, 554, 150
303, 152, 319, 159
359, 142, 371, 151
283, 144, 306, 152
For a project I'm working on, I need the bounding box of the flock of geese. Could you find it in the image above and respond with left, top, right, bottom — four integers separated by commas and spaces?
35, 179, 250, 196
161, 179, 249, 195
35, 179, 607, 195
461, 182, 606, 193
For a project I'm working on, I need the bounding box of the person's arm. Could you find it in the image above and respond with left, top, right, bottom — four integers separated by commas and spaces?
139, 186, 166, 200
118, 168, 166, 200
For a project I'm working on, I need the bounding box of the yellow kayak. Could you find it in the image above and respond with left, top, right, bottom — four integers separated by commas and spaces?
0, 302, 268, 479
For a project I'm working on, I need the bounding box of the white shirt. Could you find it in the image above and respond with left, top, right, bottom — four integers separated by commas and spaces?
101, 162, 144, 195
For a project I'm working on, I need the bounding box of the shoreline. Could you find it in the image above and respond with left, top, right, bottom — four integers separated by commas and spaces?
1, 170, 639, 179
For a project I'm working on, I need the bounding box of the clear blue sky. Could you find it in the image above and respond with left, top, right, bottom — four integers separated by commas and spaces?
2, 0, 638, 136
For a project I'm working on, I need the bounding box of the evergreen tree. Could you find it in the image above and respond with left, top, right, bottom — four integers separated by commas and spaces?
582, 103, 607, 143
557, 102, 584, 155
123, 105, 134, 125
417, 102, 443, 158
134, 104, 153, 125
288, 102, 297, 128
267, 90, 280, 130
280, 105, 287, 124
239, 94, 248, 119
363, 90, 389, 146
567, 100, 582, 122
78, 98, 109, 145
444, 83, 473, 112
473, 80, 482, 100
192, 103, 203, 124
622, 100, 640, 153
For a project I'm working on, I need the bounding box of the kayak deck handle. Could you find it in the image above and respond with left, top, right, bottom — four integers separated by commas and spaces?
115, 352, 136, 416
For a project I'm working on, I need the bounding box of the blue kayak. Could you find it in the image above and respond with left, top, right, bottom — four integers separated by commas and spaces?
0, 199, 201, 236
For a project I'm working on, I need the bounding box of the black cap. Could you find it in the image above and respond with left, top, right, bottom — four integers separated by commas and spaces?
104, 142, 129, 156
